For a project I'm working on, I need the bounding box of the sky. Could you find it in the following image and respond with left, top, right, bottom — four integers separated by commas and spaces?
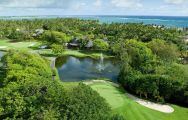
0, 0, 187, 16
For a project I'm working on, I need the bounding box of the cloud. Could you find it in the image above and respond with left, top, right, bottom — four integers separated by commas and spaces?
111, 0, 143, 9
0, 0, 73, 9
73, 2, 87, 10
164, 0, 187, 5
93, 0, 102, 7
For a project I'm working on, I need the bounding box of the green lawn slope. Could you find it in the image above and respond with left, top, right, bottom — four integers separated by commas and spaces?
0, 39, 39, 50
89, 82, 188, 120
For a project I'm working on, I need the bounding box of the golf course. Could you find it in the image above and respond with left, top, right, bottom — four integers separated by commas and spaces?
0, 17, 188, 120
87, 81, 188, 120
1, 39, 188, 120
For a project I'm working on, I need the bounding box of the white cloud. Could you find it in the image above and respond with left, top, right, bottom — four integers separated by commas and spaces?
73, 2, 87, 10
93, 0, 102, 7
111, 0, 143, 9
0, 0, 73, 8
164, 0, 187, 5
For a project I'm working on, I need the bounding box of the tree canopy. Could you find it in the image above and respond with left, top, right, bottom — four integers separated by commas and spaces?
0, 51, 112, 120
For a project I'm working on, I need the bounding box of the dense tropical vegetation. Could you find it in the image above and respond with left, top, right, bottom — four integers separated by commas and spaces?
0, 50, 116, 119
0, 18, 188, 119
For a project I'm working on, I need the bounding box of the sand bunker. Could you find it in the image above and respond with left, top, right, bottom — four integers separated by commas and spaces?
0, 46, 7, 49
84, 80, 174, 113
126, 93, 174, 113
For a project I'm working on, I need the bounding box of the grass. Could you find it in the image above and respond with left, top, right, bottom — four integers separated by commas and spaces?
39, 49, 114, 59
0, 39, 114, 59
63, 50, 114, 59
0, 39, 40, 51
2, 39, 188, 120
89, 82, 188, 120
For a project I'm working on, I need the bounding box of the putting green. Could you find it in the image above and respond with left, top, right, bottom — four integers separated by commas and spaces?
90, 83, 125, 109
89, 82, 188, 120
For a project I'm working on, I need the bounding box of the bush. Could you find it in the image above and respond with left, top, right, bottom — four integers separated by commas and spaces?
1, 50, 52, 85
0, 51, 111, 119
42, 31, 71, 44
93, 39, 109, 50
147, 39, 179, 62
119, 63, 188, 106
110, 114, 126, 120
51, 44, 65, 55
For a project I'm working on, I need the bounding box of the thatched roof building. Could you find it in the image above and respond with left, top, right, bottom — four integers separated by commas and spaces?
69, 38, 80, 47
85, 40, 93, 48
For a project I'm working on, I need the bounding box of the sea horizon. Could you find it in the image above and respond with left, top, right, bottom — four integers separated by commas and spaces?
0, 15, 188, 28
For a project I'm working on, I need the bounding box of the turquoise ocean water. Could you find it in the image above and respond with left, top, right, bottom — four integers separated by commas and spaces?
0, 15, 188, 28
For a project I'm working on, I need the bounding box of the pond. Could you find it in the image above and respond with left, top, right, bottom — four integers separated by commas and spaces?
0, 51, 5, 66
56, 55, 120, 82
0, 51, 4, 59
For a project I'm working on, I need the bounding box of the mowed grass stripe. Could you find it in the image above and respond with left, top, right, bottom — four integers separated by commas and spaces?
89, 82, 188, 120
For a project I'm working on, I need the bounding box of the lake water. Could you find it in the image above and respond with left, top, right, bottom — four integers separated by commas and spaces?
0, 51, 4, 66
0, 51, 4, 59
56, 56, 120, 82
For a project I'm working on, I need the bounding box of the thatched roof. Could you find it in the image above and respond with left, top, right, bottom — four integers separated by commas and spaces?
32, 29, 44, 37
69, 38, 80, 47
85, 40, 93, 48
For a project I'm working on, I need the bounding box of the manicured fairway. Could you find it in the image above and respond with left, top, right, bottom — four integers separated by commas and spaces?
0, 39, 38, 50
89, 82, 188, 120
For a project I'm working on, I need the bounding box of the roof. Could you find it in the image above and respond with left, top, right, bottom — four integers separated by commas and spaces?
69, 38, 80, 46
35, 29, 44, 33
85, 40, 93, 48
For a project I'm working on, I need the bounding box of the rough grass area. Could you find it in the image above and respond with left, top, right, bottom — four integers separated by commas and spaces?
62, 82, 80, 90
89, 82, 188, 120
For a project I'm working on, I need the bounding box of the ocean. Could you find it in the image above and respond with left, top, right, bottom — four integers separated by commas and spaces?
0, 15, 188, 28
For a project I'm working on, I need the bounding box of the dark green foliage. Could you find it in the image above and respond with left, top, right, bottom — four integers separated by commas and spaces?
0, 18, 183, 50
147, 39, 179, 62
62, 83, 110, 120
110, 114, 126, 120
118, 40, 188, 106
41, 31, 71, 44
0, 51, 111, 120
113, 39, 156, 74
51, 44, 65, 55
93, 39, 109, 50
1, 50, 52, 85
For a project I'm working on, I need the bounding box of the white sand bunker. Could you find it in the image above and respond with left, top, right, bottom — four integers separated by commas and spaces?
0, 46, 7, 49
185, 39, 188, 43
126, 93, 174, 113
29, 43, 36, 47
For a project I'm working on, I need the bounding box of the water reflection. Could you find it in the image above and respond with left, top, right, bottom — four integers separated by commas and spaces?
56, 56, 120, 82
0, 51, 4, 59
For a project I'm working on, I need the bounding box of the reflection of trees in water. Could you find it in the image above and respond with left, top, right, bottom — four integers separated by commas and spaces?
55, 56, 68, 68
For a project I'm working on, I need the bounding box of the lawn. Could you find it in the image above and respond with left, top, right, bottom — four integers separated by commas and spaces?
89, 82, 188, 120
64, 50, 114, 59
0, 39, 39, 50
0, 39, 114, 59
39, 49, 114, 59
